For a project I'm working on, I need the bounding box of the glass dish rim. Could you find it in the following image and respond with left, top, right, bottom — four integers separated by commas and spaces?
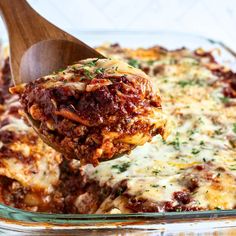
1, 30, 236, 225
69, 29, 236, 55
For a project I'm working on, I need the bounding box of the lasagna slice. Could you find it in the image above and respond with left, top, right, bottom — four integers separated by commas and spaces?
12, 58, 168, 166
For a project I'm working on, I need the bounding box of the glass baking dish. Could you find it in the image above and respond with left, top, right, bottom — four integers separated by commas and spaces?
1, 31, 236, 235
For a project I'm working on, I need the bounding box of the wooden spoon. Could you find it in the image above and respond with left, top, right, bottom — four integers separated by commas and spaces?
0, 0, 105, 157
0, 0, 104, 85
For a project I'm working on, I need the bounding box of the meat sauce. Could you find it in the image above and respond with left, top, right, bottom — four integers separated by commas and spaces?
13, 58, 167, 166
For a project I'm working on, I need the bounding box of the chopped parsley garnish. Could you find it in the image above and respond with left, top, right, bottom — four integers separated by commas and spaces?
190, 60, 199, 65
85, 58, 99, 67
198, 117, 204, 124
177, 80, 192, 88
83, 68, 93, 79
177, 79, 204, 88
215, 207, 222, 210
188, 129, 196, 135
170, 132, 180, 150
203, 157, 206, 162
150, 184, 159, 188
195, 200, 201, 205
192, 148, 200, 155
214, 128, 223, 135
152, 169, 161, 175
220, 96, 230, 104
111, 162, 130, 173
95, 67, 105, 74
233, 123, 236, 134
200, 140, 205, 146
128, 59, 140, 68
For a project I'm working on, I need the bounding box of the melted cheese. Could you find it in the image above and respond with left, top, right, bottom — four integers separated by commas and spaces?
82, 46, 236, 211
0, 107, 61, 193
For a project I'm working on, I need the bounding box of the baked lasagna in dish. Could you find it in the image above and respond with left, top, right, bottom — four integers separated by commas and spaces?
12, 59, 168, 166
0, 42, 236, 213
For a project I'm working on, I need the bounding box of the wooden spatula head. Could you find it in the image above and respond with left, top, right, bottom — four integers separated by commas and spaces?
20, 39, 102, 84
0, 0, 103, 85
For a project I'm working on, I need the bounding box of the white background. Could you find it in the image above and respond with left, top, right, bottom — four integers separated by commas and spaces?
0, 0, 236, 50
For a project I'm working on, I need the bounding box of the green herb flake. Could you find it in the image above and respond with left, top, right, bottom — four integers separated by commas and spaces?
128, 59, 140, 68
177, 79, 204, 88
86, 58, 99, 67
170, 132, 180, 150
83, 68, 93, 79
152, 169, 161, 175
220, 96, 230, 104
214, 128, 223, 135
177, 80, 192, 88
233, 123, 236, 134
192, 148, 200, 155
188, 130, 195, 135
150, 184, 159, 188
200, 140, 205, 146
195, 200, 201, 205
95, 67, 105, 74
215, 207, 222, 210
111, 162, 131, 173
190, 60, 199, 66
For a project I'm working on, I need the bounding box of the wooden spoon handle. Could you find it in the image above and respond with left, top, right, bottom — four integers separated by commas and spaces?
0, 0, 72, 48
